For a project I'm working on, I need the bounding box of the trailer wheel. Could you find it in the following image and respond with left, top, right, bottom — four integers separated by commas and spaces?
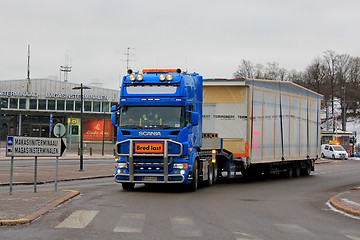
189, 160, 199, 192
213, 162, 218, 183
294, 164, 301, 177
302, 161, 312, 176
206, 163, 214, 186
122, 183, 135, 191
287, 166, 293, 178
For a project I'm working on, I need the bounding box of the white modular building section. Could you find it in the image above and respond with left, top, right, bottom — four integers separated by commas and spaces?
203, 79, 322, 164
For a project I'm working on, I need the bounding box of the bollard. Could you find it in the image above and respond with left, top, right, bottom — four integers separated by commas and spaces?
90, 147, 92, 156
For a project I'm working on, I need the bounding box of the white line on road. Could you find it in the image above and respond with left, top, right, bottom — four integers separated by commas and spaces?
113, 213, 146, 233
56, 210, 99, 229
170, 216, 203, 237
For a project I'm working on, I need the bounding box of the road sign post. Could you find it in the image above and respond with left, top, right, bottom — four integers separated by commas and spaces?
6, 136, 66, 194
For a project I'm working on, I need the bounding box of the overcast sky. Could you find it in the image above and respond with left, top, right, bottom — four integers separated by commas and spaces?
1, 0, 360, 89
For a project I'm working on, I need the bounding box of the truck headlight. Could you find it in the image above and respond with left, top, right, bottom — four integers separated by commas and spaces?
129, 74, 136, 81
116, 163, 127, 168
136, 74, 143, 81
173, 163, 188, 169
159, 74, 166, 81
166, 74, 173, 81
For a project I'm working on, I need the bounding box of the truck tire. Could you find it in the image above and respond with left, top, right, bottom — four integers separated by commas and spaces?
122, 183, 135, 191
301, 161, 311, 176
206, 163, 214, 186
213, 162, 218, 183
287, 166, 293, 178
189, 160, 199, 191
294, 164, 301, 177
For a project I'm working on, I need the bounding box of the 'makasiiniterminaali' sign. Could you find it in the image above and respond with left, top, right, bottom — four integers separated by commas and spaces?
6, 136, 66, 157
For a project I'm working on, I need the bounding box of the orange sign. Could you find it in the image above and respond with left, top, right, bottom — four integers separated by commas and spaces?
135, 143, 163, 153
83, 119, 113, 142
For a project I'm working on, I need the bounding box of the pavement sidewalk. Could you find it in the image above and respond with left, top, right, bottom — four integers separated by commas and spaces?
0, 148, 115, 226
0, 151, 359, 226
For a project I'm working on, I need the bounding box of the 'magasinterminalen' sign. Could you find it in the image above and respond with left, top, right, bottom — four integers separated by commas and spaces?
6, 136, 66, 157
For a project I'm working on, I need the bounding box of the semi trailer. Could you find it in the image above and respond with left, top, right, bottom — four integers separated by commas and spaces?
111, 69, 322, 191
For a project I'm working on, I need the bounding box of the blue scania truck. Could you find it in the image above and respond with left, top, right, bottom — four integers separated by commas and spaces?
111, 69, 322, 191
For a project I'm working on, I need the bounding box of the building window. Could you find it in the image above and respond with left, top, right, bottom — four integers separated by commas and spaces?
57, 100, 65, 111
19, 99, 27, 109
29, 99, 37, 110
93, 101, 100, 112
66, 100, 74, 111
0, 98, 8, 109
102, 102, 109, 112
10, 98, 18, 109
48, 100, 56, 110
84, 101, 92, 112
38, 99, 46, 110
75, 101, 81, 111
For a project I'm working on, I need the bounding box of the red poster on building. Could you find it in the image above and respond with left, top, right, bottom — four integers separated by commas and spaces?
83, 119, 113, 142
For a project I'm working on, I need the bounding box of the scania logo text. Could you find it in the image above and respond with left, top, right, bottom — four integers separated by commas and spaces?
139, 132, 161, 136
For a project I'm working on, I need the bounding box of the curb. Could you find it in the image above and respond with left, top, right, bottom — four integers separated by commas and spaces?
0, 175, 113, 187
0, 190, 80, 226
329, 188, 360, 217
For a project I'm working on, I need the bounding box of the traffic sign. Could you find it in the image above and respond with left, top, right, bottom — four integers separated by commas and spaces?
6, 136, 66, 157
49, 114, 53, 133
53, 123, 66, 138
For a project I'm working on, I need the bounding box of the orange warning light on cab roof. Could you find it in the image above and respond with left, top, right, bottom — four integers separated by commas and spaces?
142, 69, 178, 73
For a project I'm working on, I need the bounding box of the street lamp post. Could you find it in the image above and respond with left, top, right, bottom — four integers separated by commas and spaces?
72, 83, 91, 171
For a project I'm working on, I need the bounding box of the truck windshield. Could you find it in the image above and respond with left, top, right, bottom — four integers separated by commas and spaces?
119, 106, 186, 129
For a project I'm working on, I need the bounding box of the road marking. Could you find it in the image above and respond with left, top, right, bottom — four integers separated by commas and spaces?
346, 235, 360, 240
113, 213, 145, 233
275, 224, 315, 237
56, 210, 98, 229
233, 231, 262, 240
327, 201, 360, 220
170, 216, 203, 237
341, 198, 360, 208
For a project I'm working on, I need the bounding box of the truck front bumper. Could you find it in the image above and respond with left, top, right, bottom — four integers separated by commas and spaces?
114, 173, 185, 184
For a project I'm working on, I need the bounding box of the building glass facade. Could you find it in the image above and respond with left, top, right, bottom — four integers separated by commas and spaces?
0, 79, 120, 150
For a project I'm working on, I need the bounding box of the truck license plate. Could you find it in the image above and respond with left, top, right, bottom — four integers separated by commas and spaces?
143, 176, 157, 181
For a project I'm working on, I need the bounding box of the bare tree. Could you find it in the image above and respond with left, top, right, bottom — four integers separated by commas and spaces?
234, 60, 256, 78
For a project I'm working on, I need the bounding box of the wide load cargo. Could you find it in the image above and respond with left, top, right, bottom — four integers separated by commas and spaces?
202, 79, 322, 166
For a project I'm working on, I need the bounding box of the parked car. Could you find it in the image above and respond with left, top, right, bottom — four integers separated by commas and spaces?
321, 144, 348, 160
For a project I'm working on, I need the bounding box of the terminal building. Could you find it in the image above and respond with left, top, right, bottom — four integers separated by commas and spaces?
0, 78, 120, 149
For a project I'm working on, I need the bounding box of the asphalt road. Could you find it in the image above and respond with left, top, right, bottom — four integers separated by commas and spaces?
1, 159, 359, 240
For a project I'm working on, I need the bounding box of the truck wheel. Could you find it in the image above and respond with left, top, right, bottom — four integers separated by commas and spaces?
206, 163, 214, 186
122, 183, 135, 191
287, 166, 293, 178
189, 160, 199, 191
213, 162, 218, 183
294, 164, 301, 177
302, 161, 311, 176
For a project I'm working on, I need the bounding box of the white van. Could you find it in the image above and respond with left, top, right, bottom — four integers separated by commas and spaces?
321, 144, 348, 160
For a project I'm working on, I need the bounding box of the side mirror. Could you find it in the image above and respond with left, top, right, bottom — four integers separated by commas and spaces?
190, 112, 199, 126
111, 112, 118, 126
111, 105, 118, 112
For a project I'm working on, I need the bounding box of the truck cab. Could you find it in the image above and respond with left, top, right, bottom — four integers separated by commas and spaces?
111, 69, 204, 191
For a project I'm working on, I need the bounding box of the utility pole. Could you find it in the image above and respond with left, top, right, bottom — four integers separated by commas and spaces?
342, 85, 346, 131
26, 44, 31, 92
